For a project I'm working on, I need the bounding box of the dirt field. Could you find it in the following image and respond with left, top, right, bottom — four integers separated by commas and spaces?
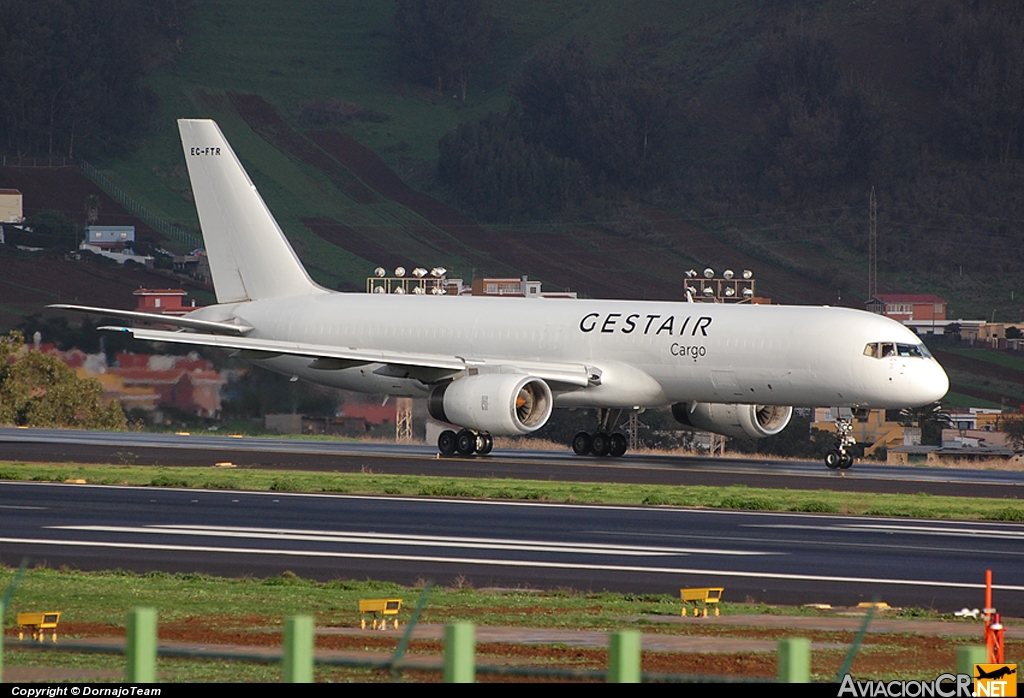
6, 612, 1018, 682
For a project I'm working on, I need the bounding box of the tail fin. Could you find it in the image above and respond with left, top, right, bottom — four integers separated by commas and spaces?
178, 119, 320, 303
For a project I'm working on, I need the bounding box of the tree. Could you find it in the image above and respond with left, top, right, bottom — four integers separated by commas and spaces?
933, 2, 1024, 162
748, 24, 885, 202
899, 402, 950, 446
511, 37, 678, 191
84, 194, 101, 225
0, 0, 157, 158
1000, 414, 1024, 450
392, 0, 502, 100
437, 112, 587, 221
0, 331, 126, 429
21, 210, 79, 250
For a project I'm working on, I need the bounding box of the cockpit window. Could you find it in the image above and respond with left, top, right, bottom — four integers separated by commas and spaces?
864, 342, 931, 359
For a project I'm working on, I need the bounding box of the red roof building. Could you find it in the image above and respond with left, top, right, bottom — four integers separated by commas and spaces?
133, 288, 198, 317
867, 294, 947, 323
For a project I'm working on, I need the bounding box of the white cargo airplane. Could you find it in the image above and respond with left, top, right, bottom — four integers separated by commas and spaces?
53, 119, 949, 468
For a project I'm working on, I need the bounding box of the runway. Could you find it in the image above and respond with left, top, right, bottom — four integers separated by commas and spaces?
2, 427, 1022, 497
1, 481, 1021, 613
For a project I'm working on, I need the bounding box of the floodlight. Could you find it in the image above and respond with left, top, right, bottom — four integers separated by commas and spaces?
374, 267, 386, 277
394, 267, 406, 277
703, 268, 714, 278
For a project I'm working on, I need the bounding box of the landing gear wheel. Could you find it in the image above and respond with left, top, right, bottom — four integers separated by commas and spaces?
825, 450, 841, 469
572, 431, 592, 456
609, 433, 628, 458
476, 433, 493, 455
838, 452, 854, 470
455, 429, 477, 456
438, 430, 457, 456
591, 431, 612, 457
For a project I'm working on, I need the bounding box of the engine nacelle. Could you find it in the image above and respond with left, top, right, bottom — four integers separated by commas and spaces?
428, 374, 553, 435
671, 402, 793, 439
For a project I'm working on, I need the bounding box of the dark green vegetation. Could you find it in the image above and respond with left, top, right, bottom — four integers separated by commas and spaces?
2, 0, 1021, 319
0, 0, 167, 159
0, 332, 126, 429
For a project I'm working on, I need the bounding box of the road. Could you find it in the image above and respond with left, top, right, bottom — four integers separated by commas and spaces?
1, 481, 1021, 613
2, 427, 1022, 497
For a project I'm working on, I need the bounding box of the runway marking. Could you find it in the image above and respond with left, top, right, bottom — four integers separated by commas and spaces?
748, 523, 1024, 540
50, 525, 773, 557
2, 535, 1023, 593
0, 505, 46, 510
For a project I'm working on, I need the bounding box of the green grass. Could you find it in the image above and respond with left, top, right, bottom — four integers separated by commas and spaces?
1, 461, 1022, 521
941, 348, 1024, 374
942, 392, 1004, 410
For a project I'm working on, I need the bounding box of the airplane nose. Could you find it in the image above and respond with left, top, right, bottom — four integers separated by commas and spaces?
919, 359, 950, 404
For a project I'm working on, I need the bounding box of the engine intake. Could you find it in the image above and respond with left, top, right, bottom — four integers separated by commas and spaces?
428, 374, 553, 435
671, 402, 793, 439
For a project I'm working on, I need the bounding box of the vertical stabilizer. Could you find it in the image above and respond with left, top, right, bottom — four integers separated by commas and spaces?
178, 119, 320, 303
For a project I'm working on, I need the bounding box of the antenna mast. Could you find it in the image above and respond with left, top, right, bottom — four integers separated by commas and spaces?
868, 187, 877, 301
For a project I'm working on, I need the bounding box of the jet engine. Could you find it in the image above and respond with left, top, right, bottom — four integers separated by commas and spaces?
428, 374, 553, 435
671, 402, 793, 439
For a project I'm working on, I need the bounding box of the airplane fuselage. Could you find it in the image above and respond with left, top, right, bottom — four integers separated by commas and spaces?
189, 291, 948, 410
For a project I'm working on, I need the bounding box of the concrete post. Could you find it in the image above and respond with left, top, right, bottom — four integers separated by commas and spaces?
283, 615, 315, 683
126, 607, 157, 683
778, 637, 811, 683
443, 623, 475, 683
608, 630, 641, 683
957, 646, 987, 677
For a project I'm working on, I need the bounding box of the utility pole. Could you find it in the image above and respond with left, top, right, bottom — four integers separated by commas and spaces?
868, 187, 877, 301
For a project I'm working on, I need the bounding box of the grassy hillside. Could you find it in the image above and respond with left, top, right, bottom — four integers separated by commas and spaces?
85, 1, 813, 299
25, 0, 1020, 319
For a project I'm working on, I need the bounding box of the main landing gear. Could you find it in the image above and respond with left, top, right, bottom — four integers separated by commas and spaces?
571, 408, 628, 458
437, 429, 493, 457
825, 415, 855, 470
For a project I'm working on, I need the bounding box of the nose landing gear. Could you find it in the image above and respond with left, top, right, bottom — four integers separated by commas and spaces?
825, 416, 855, 470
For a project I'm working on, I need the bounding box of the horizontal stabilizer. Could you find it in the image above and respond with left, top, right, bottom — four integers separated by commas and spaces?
49, 304, 253, 336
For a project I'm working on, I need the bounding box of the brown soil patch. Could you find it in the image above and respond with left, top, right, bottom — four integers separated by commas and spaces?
227, 93, 378, 206
301, 216, 416, 271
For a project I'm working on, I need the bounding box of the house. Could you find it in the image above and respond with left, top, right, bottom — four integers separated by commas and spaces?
469, 276, 577, 299
0, 189, 23, 223
133, 288, 198, 317
85, 225, 135, 249
867, 294, 950, 335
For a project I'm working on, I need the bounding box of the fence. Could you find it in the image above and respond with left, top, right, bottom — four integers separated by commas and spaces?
78, 160, 202, 249
0, 155, 74, 167
1, 605, 817, 683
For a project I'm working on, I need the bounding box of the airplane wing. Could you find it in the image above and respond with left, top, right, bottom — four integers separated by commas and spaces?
102, 325, 594, 389
48, 304, 253, 336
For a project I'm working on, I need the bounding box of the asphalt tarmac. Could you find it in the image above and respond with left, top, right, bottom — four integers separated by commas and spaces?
1, 480, 1022, 613
2, 427, 1022, 497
